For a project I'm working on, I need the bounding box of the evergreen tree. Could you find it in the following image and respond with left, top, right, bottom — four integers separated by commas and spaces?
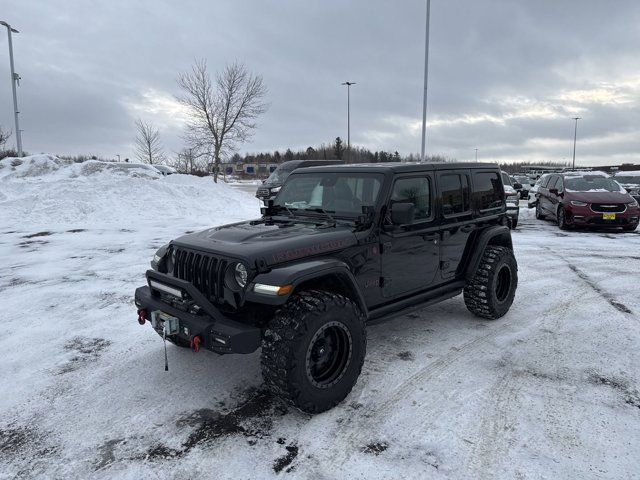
334, 137, 344, 160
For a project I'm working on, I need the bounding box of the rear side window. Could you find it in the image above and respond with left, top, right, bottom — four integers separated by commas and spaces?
390, 177, 431, 221
440, 174, 470, 216
473, 172, 503, 211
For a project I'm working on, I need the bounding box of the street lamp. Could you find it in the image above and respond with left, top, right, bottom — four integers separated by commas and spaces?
1, 20, 22, 157
341, 81, 356, 161
571, 117, 581, 170
420, 0, 431, 162
475, 148, 478, 161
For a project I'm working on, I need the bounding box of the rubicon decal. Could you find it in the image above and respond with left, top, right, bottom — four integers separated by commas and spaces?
271, 239, 352, 263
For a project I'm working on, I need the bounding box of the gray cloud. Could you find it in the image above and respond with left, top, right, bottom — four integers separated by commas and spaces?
1, 0, 639, 166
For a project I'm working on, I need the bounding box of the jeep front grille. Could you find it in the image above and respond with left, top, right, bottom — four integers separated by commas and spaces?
590, 203, 626, 213
171, 247, 227, 303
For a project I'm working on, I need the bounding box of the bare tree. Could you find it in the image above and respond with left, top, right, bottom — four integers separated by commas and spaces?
0, 125, 11, 149
177, 60, 268, 182
171, 147, 209, 174
134, 118, 165, 165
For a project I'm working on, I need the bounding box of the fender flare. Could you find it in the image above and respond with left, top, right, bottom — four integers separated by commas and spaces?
464, 225, 513, 281
244, 258, 368, 316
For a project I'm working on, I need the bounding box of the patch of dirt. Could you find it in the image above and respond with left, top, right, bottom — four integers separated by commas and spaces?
0, 424, 57, 477
588, 373, 640, 410
66, 229, 87, 233
273, 443, 298, 473
132, 388, 287, 464
59, 337, 111, 374
362, 441, 389, 455
18, 240, 49, 249
397, 351, 414, 361
22, 231, 53, 238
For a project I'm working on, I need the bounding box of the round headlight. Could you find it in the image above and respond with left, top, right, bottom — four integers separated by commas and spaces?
234, 263, 248, 288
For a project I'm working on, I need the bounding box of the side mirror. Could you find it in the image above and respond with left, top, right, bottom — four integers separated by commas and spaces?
391, 202, 415, 225
513, 182, 523, 190
549, 188, 559, 196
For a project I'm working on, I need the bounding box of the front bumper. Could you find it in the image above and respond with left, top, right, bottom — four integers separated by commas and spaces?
134, 270, 261, 355
566, 205, 639, 228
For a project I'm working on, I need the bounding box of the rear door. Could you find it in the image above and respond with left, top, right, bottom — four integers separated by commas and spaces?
538, 175, 555, 214
379, 174, 440, 298
437, 170, 474, 279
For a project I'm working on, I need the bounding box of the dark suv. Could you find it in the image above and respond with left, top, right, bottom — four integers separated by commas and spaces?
135, 163, 518, 413
535, 171, 639, 231
256, 159, 343, 203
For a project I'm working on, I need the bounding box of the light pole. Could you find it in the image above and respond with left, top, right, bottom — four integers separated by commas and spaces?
1, 20, 22, 157
475, 148, 478, 161
341, 81, 355, 161
571, 117, 581, 170
420, 0, 431, 162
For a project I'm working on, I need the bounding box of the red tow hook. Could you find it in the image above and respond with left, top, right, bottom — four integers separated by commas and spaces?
190, 335, 202, 353
137, 309, 147, 325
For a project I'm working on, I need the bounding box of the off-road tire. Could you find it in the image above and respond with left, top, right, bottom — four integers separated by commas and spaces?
535, 202, 545, 220
557, 207, 570, 230
464, 246, 518, 320
261, 290, 366, 413
510, 218, 518, 229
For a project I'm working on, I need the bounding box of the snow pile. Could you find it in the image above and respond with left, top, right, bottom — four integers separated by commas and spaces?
0, 154, 260, 228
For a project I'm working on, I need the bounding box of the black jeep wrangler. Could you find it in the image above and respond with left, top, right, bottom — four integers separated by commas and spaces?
135, 163, 517, 413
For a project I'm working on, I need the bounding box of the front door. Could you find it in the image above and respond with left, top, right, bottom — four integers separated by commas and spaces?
380, 174, 440, 298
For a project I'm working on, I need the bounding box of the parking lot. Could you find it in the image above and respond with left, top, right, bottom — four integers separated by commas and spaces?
2, 171, 639, 479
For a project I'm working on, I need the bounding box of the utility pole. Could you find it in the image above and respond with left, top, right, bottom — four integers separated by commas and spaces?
1, 21, 22, 156
341, 81, 355, 161
420, 0, 431, 162
572, 117, 581, 170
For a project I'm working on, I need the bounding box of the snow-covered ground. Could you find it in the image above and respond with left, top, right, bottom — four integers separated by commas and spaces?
1, 155, 639, 479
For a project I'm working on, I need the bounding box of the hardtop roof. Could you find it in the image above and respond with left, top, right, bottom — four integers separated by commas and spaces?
295, 162, 500, 175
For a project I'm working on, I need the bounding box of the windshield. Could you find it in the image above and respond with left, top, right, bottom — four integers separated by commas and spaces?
564, 175, 624, 193
515, 176, 529, 184
265, 165, 296, 185
614, 175, 640, 184
274, 172, 383, 216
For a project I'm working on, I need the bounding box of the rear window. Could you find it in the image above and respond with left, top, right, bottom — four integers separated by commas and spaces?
473, 172, 504, 211
440, 174, 470, 216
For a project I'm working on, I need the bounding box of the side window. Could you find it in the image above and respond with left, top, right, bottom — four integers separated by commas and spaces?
473, 172, 503, 211
390, 177, 431, 222
540, 175, 552, 188
554, 177, 564, 192
440, 174, 470, 216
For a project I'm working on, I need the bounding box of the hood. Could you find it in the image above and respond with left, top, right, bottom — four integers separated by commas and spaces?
171, 219, 357, 267
565, 190, 633, 203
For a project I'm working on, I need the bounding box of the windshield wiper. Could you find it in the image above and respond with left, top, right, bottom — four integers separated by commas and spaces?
306, 208, 337, 227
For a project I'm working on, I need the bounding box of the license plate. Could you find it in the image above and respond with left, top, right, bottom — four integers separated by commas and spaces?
603, 213, 616, 220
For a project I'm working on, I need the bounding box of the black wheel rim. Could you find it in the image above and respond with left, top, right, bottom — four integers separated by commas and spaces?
306, 321, 352, 389
495, 265, 512, 303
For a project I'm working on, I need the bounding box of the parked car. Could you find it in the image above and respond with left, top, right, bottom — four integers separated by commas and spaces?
256, 160, 343, 203
535, 171, 639, 231
513, 175, 532, 199
135, 162, 518, 413
613, 171, 640, 204
154, 165, 177, 176
501, 171, 520, 229
527, 174, 551, 209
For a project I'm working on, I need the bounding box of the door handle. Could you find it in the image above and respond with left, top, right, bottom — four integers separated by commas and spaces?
460, 225, 474, 233
422, 234, 439, 243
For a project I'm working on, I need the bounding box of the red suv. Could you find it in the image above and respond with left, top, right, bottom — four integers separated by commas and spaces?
535, 171, 639, 231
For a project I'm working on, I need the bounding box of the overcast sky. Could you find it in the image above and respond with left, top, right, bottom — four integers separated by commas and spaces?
1, 0, 639, 165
